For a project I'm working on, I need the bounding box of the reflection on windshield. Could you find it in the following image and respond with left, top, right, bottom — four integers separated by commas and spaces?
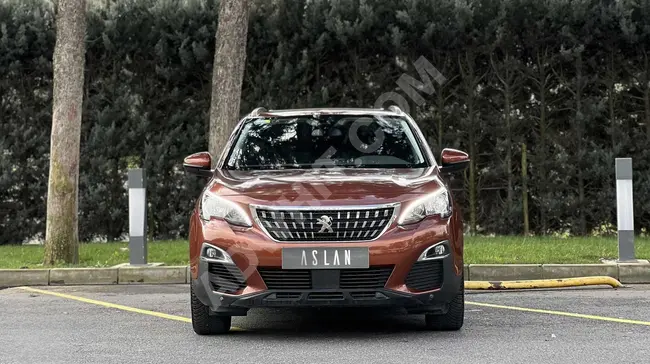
225, 115, 428, 170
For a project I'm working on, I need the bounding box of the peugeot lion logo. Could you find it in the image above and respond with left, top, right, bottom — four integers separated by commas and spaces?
316, 215, 334, 233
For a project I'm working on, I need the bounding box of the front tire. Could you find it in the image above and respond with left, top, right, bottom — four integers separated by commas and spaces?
191, 285, 231, 335
425, 284, 464, 331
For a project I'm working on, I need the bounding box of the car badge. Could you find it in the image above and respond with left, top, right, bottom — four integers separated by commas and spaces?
316, 215, 334, 233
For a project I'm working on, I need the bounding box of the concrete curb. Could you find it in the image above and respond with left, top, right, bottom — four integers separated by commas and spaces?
50, 268, 118, 285
618, 263, 650, 284
1, 263, 648, 287
118, 266, 187, 284
541, 264, 618, 280
468, 264, 543, 281
0, 269, 49, 286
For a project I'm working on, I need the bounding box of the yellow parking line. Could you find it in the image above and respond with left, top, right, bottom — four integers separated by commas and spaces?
19, 286, 245, 331
22, 287, 648, 329
466, 300, 650, 327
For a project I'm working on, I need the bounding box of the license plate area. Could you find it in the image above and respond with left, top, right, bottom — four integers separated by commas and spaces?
282, 247, 369, 269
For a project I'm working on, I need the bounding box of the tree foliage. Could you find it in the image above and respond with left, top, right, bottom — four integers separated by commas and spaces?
2, 0, 650, 244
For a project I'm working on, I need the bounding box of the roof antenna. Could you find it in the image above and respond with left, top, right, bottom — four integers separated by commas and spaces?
249, 107, 268, 117
386, 105, 404, 115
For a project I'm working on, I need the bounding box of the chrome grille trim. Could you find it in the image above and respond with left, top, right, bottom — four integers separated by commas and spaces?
250, 203, 400, 243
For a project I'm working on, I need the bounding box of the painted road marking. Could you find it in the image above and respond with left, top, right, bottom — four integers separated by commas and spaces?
466, 300, 650, 327
18, 287, 650, 329
18, 287, 245, 331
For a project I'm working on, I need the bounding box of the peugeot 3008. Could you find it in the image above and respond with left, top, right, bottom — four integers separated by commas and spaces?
184, 106, 469, 334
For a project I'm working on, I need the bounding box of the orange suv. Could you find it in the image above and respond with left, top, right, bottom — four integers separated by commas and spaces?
184, 107, 469, 334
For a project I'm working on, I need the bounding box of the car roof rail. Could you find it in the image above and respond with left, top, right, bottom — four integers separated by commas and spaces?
249, 107, 268, 117
385, 105, 405, 115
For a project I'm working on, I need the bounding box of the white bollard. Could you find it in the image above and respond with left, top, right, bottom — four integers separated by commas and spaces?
615, 158, 634, 262
128, 169, 147, 265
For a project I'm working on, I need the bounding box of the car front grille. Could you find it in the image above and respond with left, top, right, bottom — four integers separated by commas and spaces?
274, 292, 301, 300
262, 291, 388, 303
339, 266, 393, 289
253, 206, 395, 242
258, 268, 312, 290
405, 260, 444, 291
308, 292, 345, 300
207, 262, 247, 293
258, 266, 393, 290
349, 291, 382, 300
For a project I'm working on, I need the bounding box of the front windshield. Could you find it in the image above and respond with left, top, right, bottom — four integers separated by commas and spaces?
224, 114, 428, 170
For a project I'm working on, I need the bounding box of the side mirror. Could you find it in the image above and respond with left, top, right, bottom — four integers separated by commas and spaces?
439, 148, 470, 174
183, 152, 214, 177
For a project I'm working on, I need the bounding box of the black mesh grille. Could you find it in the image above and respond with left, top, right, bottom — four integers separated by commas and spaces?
339, 266, 393, 289
405, 260, 444, 291
207, 262, 247, 293
349, 291, 379, 300
254, 206, 395, 242
275, 292, 301, 300
308, 292, 344, 300
258, 266, 393, 290
258, 268, 312, 290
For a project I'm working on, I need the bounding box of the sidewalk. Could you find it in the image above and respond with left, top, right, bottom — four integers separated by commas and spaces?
1, 263, 648, 286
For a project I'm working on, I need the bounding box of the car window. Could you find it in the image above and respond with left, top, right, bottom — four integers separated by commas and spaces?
224, 115, 428, 170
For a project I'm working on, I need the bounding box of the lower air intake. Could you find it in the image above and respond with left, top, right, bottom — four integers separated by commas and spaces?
207, 262, 247, 293
405, 260, 443, 291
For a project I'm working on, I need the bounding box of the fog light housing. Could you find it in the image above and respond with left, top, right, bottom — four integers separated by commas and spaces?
201, 243, 234, 264
206, 248, 219, 259
418, 241, 449, 261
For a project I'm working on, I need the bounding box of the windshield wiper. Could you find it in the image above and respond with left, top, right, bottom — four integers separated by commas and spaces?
336, 163, 425, 169
232, 164, 314, 170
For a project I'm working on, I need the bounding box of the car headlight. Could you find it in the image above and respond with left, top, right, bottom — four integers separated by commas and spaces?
200, 191, 252, 227
398, 189, 452, 225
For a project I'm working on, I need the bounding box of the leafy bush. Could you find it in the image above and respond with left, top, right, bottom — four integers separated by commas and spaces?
2, 0, 650, 244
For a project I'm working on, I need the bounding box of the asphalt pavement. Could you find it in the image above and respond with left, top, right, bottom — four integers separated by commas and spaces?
1, 284, 649, 364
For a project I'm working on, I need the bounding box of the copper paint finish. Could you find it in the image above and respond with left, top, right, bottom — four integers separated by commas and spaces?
188, 108, 466, 295
184, 152, 212, 169
440, 148, 469, 165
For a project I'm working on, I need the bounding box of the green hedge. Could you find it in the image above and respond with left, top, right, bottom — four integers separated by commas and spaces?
2, 0, 650, 244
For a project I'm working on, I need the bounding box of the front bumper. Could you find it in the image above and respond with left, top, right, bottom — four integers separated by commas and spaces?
192, 252, 462, 316
190, 206, 464, 316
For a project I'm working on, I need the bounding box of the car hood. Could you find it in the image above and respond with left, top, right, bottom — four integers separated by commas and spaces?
207, 167, 444, 205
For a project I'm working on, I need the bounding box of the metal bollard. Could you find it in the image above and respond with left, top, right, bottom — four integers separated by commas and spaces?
615, 158, 635, 262
128, 168, 147, 265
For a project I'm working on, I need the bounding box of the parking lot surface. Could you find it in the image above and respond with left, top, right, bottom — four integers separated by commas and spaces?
1, 284, 649, 364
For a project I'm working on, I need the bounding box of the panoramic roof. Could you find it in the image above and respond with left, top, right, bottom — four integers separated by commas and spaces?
257, 108, 404, 118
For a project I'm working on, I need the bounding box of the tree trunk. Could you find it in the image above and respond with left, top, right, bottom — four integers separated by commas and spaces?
505, 90, 513, 212
645, 87, 650, 140
469, 140, 477, 235
44, 0, 86, 265
458, 52, 480, 235
536, 50, 549, 233
436, 90, 443, 148
208, 0, 249, 164
490, 52, 517, 220
467, 94, 478, 236
607, 51, 616, 150
644, 50, 650, 141
644, 73, 650, 141
521, 143, 529, 236
575, 53, 587, 235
